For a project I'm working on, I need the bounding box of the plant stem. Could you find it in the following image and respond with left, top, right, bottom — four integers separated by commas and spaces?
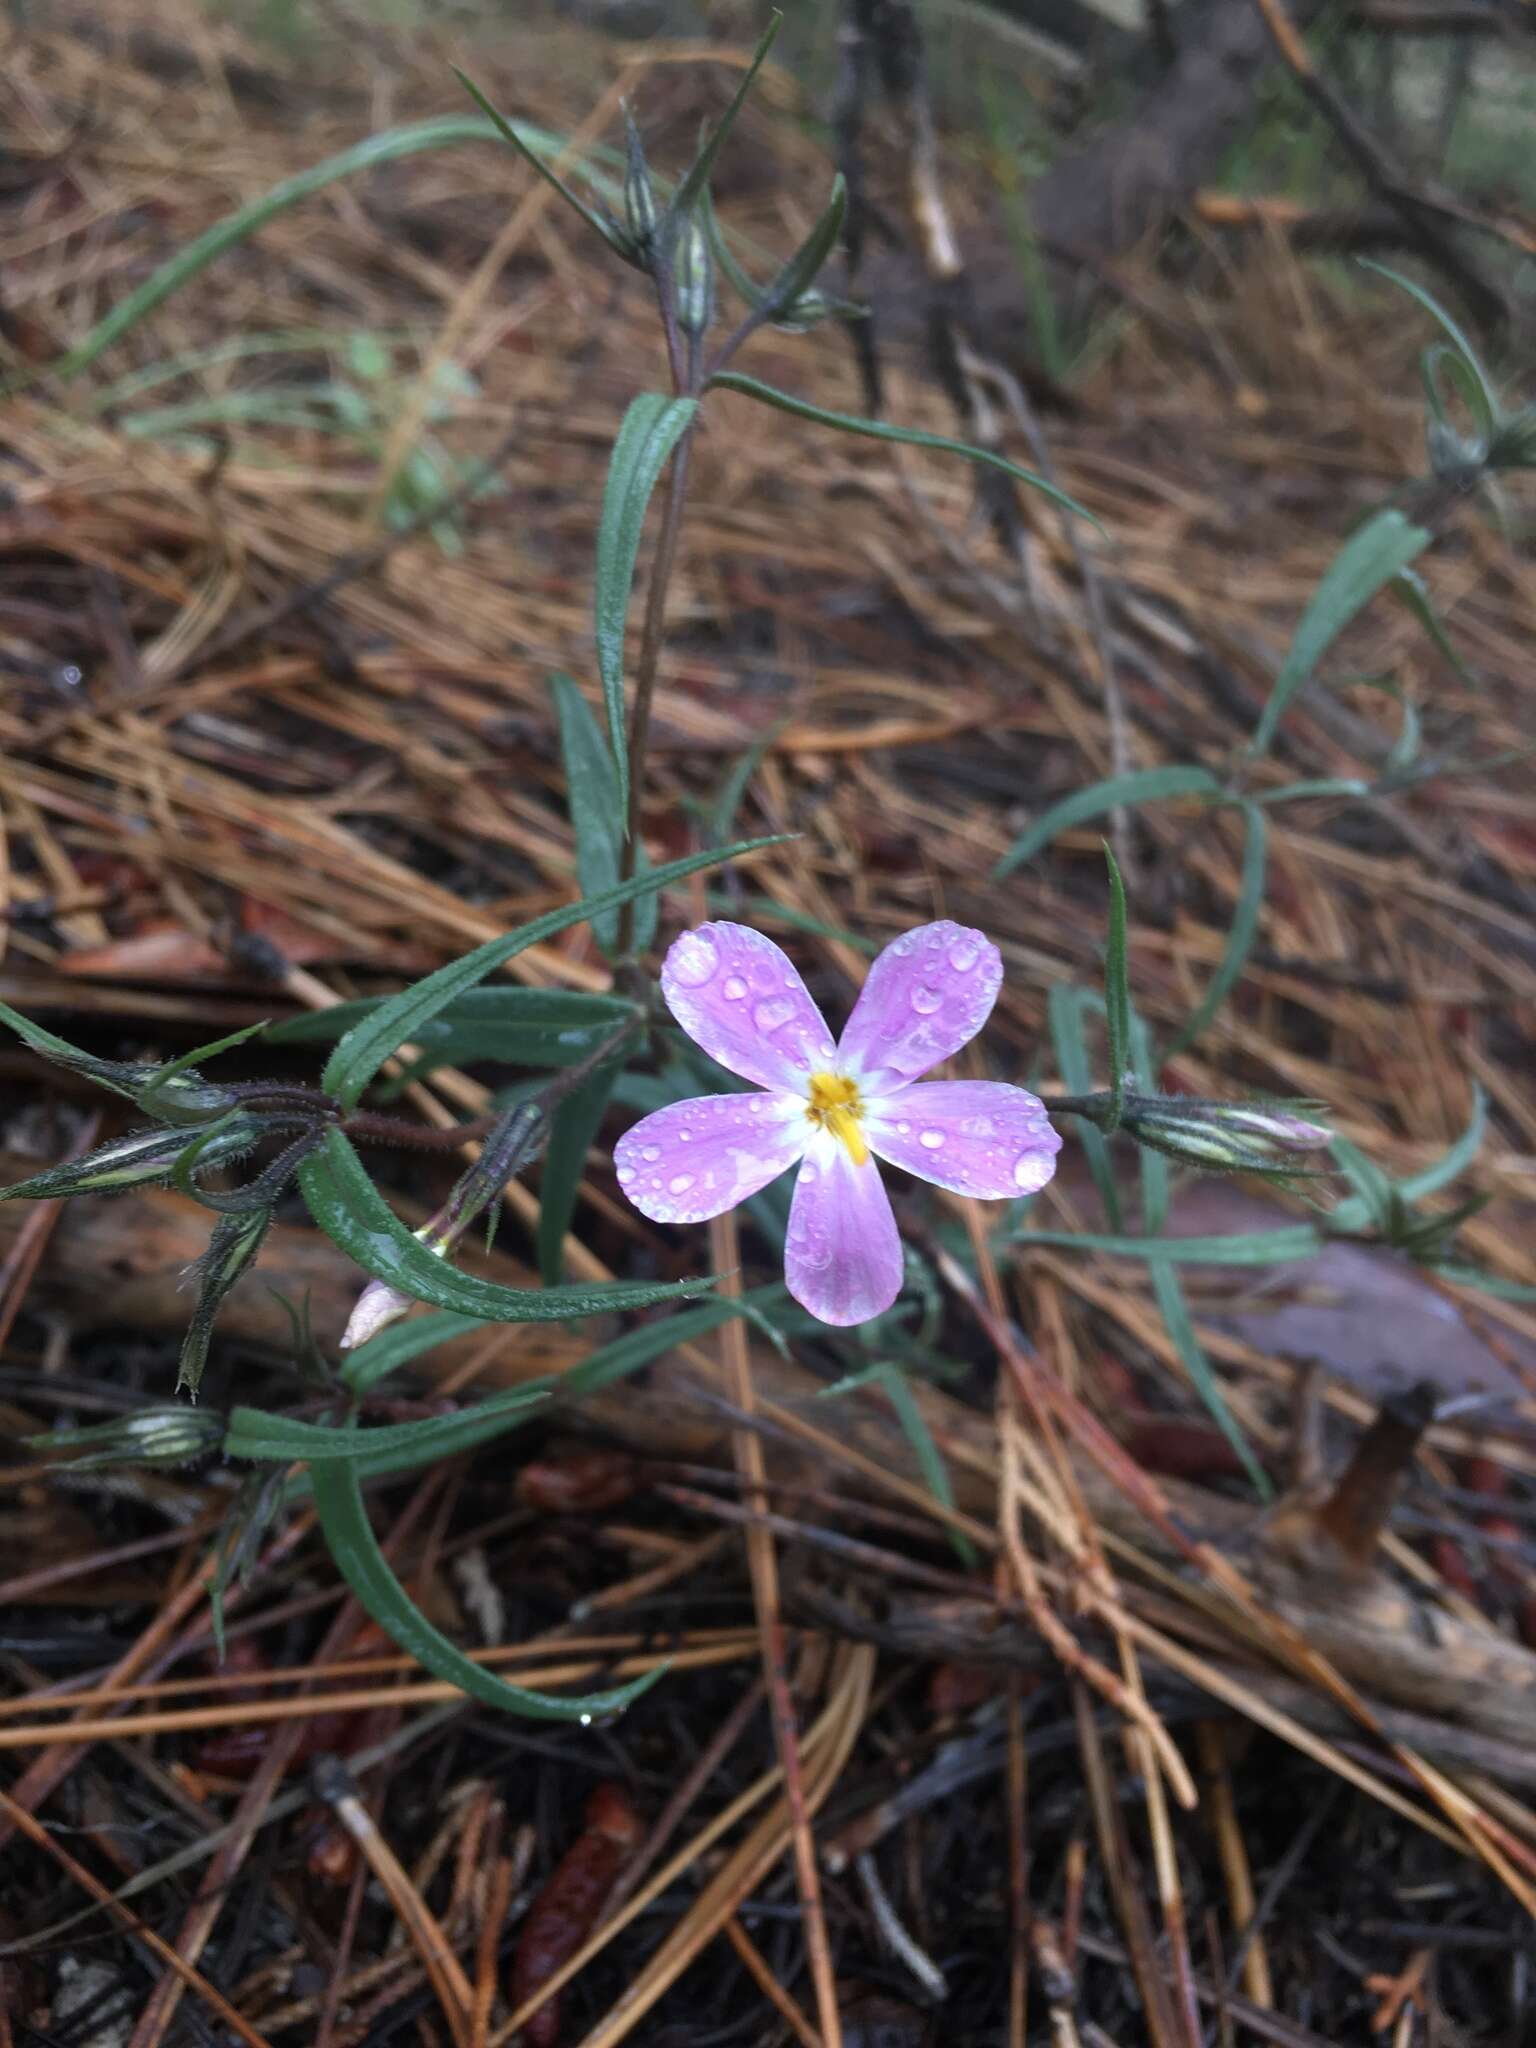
616, 420, 696, 957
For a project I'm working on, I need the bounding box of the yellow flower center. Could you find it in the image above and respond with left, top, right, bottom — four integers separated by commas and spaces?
806, 1071, 867, 1166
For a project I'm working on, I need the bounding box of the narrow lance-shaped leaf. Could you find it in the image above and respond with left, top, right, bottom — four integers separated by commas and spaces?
454, 72, 637, 266
1165, 800, 1267, 1058
1048, 985, 1120, 1235
224, 1382, 551, 1465
40, 116, 598, 387
757, 174, 846, 324
310, 1453, 662, 1722
708, 372, 1102, 527
538, 1058, 624, 1286
549, 673, 656, 958
321, 831, 789, 1109
1358, 259, 1498, 443
1101, 844, 1131, 1131
1387, 568, 1480, 693
179, 1207, 274, 1395
298, 1127, 714, 1322
1248, 509, 1431, 759
1149, 1257, 1270, 1499
663, 13, 782, 237
994, 766, 1221, 878
594, 394, 698, 819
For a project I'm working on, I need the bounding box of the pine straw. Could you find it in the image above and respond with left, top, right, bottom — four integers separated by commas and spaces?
2, 4, 1536, 2044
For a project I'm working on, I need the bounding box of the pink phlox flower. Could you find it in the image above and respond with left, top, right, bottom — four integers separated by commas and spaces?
614, 920, 1061, 1326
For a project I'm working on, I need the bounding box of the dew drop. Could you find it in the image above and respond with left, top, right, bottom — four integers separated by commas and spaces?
919, 1129, 945, 1150
641, 1144, 661, 1163
579, 1713, 593, 1727
668, 931, 718, 987
1013, 1150, 1046, 1189
722, 975, 748, 1001
753, 997, 794, 1033
910, 984, 943, 1015
678, 1130, 692, 1142
896, 1120, 911, 1134
668, 1173, 695, 1195
948, 937, 979, 972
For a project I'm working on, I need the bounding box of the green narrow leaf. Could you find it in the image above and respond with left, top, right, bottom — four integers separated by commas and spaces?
225, 1382, 550, 1465
298, 1128, 710, 1322
1010, 1225, 1323, 1264
538, 1059, 624, 1286
1397, 1083, 1486, 1204
1048, 985, 1121, 1235
709, 716, 789, 846
758, 174, 846, 321
454, 73, 635, 265
1358, 259, 1498, 438
1166, 801, 1267, 1057
0, 1000, 149, 1100
1127, 1011, 1169, 1237
1249, 509, 1432, 759
310, 1452, 661, 1722
993, 766, 1220, 878
1101, 845, 1131, 1131
321, 832, 787, 1109
1148, 1258, 1270, 1499
594, 394, 698, 819
665, 14, 781, 230
268, 989, 636, 1083
549, 674, 656, 958
1387, 568, 1479, 693
708, 372, 1101, 528
39, 117, 590, 388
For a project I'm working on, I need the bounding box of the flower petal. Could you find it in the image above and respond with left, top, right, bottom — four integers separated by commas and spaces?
784, 1131, 903, 1326
865, 1080, 1061, 1199
836, 921, 1003, 1091
614, 1092, 807, 1224
660, 923, 838, 1091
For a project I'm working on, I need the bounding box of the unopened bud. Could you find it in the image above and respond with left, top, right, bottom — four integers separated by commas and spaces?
673, 213, 714, 336
621, 105, 659, 266
1, 1117, 261, 1202
30, 1404, 226, 1471
1121, 1095, 1331, 1175
339, 1272, 421, 1350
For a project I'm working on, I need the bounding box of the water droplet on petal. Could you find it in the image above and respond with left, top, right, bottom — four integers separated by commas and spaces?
669, 931, 718, 987
911, 984, 943, 1015
679, 1130, 692, 1142
896, 1120, 911, 1134
948, 938, 979, 972
669, 1173, 694, 1195
753, 997, 794, 1033
1014, 1150, 1047, 1189
641, 1144, 661, 1163
919, 1129, 945, 1150
723, 975, 748, 1000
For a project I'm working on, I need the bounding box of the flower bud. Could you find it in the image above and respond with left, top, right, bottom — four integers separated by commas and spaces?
621, 105, 659, 266
672, 213, 715, 337
339, 1273, 421, 1350
1, 1117, 261, 1202
1121, 1095, 1331, 1175
30, 1404, 226, 1471
339, 1105, 545, 1347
